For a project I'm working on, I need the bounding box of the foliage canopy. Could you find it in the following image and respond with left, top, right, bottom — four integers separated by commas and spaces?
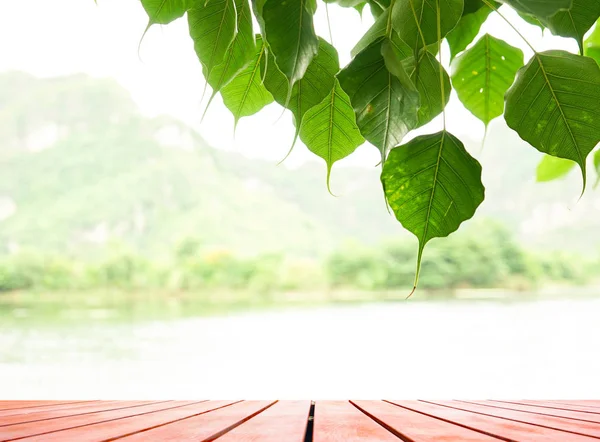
135, 0, 600, 292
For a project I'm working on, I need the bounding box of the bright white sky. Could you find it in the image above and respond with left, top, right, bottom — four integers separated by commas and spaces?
0, 0, 578, 168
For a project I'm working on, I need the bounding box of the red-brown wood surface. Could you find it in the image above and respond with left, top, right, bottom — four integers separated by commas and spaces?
2, 400, 600, 441
386, 400, 598, 441
462, 400, 600, 423
351, 400, 499, 441
427, 400, 600, 438
217, 401, 310, 442
312, 401, 400, 442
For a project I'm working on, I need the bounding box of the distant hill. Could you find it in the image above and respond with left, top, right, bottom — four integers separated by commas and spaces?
0, 71, 598, 257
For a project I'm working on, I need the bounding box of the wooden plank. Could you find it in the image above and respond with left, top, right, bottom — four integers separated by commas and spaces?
427, 400, 600, 439
217, 401, 310, 442
18, 401, 237, 442
352, 400, 499, 441
0, 403, 89, 412
553, 401, 600, 409
499, 401, 600, 414
312, 401, 399, 442
0, 401, 188, 441
463, 400, 600, 423
0, 401, 162, 426
118, 401, 275, 441
0, 402, 100, 418
386, 401, 597, 441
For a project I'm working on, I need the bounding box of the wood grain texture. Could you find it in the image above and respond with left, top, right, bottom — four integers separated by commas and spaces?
119, 400, 276, 441
0, 401, 151, 425
2, 400, 600, 441
313, 401, 399, 442
496, 400, 600, 414
428, 400, 600, 438
0, 401, 182, 441
217, 400, 310, 442
352, 400, 499, 441
462, 400, 600, 423
18, 401, 235, 442
386, 400, 598, 441
0, 402, 99, 418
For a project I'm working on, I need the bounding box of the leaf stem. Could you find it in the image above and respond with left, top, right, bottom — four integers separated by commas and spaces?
386, 0, 396, 37
436, 0, 446, 130
481, 0, 536, 53
325, 1, 334, 45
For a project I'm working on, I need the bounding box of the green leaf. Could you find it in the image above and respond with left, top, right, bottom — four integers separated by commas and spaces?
451, 34, 524, 126
323, 0, 364, 6
188, 0, 237, 82
206, 0, 255, 101
368, 0, 386, 18
382, 130, 485, 292
351, 7, 389, 57
594, 150, 600, 188
462, 0, 498, 15
263, 38, 340, 146
505, 50, 600, 186
299, 79, 365, 191
446, 3, 494, 60
498, 0, 572, 19
402, 51, 451, 127
584, 23, 600, 65
546, 0, 600, 53
338, 39, 420, 161
263, 0, 319, 92
536, 155, 576, 182
518, 12, 546, 30
391, 0, 464, 52
141, 0, 189, 25
221, 36, 274, 125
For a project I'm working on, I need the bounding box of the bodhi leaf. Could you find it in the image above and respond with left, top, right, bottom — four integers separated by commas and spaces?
462, 0, 499, 14
402, 51, 451, 127
446, 3, 495, 60
584, 23, 600, 65
188, 0, 237, 82
595, 150, 600, 188
351, 7, 389, 57
546, 0, 600, 53
221, 35, 274, 125
205, 0, 255, 108
338, 38, 419, 162
518, 12, 546, 31
498, 0, 572, 19
299, 79, 365, 191
263, 0, 319, 93
263, 38, 339, 148
141, 0, 189, 25
382, 131, 485, 293
505, 50, 600, 186
451, 34, 523, 126
536, 155, 575, 182
391, 0, 464, 52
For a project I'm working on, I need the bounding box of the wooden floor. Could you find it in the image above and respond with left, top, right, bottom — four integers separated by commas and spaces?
2, 400, 600, 441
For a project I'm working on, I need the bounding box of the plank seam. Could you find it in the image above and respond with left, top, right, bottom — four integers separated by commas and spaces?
102, 401, 243, 442
457, 400, 600, 424
303, 401, 315, 442
421, 400, 600, 440
200, 401, 278, 442
383, 400, 514, 442
3, 401, 208, 441
490, 399, 600, 414
0, 401, 172, 428
0, 402, 93, 413
349, 400, 414, 442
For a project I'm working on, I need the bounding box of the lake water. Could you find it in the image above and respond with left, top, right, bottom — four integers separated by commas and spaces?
1, 297, 600, 399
